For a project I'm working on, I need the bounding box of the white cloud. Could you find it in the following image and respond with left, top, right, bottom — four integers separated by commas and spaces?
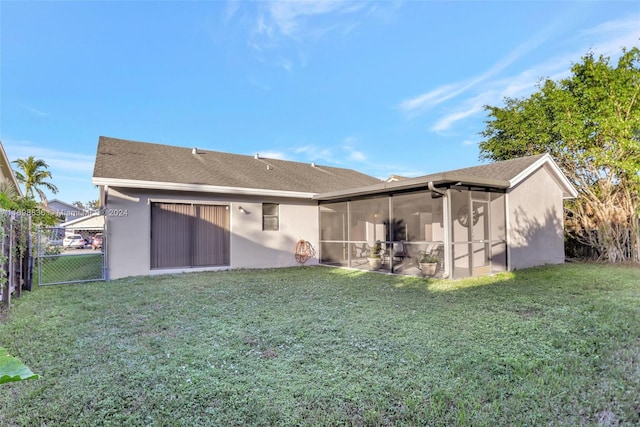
256, 14, 275, 39
426, 60, 567, 132
266, 0, 364, 37
293, 144, 336, 162
291, 139, 421, 179
293, 145, 314, 154
399, 17, 562, 118
249, 0, 381, 59
290, 138, 370, 165
403, 13, 640, 133
257, 150, 287, 160
347, 150, 366, 162
247, 75, 271, 91
2, 138, 97, 202
245, 1, 399, 72
4, 139, 95, 173
275, 56, 293, 71
295, 145, 328, 157
578, 13, 640, 41
22, 105, 49, 117
431, 103, 485, 133
559, 14, 640, 66
398, 84, 461, 116
224, 0, 241, 24
341, 136, 366, 162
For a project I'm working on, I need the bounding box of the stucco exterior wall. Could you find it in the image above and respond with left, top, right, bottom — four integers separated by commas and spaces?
507, 164, 566, 270
105, 187, 320, 279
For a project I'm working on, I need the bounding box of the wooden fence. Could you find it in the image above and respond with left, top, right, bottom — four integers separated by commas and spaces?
0, 210, 33, 310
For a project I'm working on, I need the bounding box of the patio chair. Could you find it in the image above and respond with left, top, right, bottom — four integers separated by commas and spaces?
390, 241, 411, 271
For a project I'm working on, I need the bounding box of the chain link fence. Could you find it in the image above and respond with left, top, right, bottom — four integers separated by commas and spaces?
37, 225, 106, 286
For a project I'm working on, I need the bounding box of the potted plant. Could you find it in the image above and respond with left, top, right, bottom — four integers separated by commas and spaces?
368, 241, 383, 270
418, 251, 439, 277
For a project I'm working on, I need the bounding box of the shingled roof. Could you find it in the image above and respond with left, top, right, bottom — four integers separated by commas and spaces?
92, 136, 381, 195
416, 153, 549, 183
315, 153, 577, 200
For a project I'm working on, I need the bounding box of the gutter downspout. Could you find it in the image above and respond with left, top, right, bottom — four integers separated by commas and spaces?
428, 181, 446, 197
101, 185, 110, 281
505, 192, 512, 272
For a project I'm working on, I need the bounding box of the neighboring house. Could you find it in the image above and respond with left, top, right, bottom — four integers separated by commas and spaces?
92, 136, 577, 280
385, 174, 408, 183
47, 199, 88, 223
0, 140, 22, 196
59, 213, 105, 239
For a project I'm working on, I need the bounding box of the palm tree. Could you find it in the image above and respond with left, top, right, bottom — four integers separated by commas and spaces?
0, 181, 19, 209
12, 156, 59, 204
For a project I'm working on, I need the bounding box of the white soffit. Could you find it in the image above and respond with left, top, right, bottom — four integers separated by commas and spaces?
92, 177, 317, 199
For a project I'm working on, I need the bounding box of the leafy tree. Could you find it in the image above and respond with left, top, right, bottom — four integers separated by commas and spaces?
12, 156, 59, 203
0, 185, 60, 226
86, 199, 100, 211
479, 47, 640, 262
0, 182, 20, 209
13, 197, 60, 226
72, 200, 99, 211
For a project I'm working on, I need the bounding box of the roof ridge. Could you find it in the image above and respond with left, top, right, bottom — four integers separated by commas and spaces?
98, 136, 364, 174
423, 152, 549, 177
94, 136, 381, 195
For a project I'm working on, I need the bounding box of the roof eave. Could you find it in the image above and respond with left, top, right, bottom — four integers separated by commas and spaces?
48, 198, 87, 212
314, 174, 510, 201
59, 212, 102, 228
0, 140, 23, 197
92, 177, 318, 199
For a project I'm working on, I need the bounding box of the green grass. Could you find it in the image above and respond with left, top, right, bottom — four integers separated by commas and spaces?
1, 263, 639, 426
35, 253, 103, 285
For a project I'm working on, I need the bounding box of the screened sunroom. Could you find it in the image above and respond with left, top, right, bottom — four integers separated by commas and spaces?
315, 154, 577, 279
317, 185, 508, 280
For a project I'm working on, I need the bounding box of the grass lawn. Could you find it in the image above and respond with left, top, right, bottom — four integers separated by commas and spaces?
1, 263, 639, 426
36, 253, 103, 285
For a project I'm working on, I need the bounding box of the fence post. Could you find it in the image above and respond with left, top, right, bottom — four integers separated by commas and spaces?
1, 215, 9, 310
11, 213, 21, 299
23, 225, 33, 291
36, 227, 41, 287
0, 244, 7, 308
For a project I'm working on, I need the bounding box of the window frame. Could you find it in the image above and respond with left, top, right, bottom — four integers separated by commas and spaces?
262, 203, 279, 231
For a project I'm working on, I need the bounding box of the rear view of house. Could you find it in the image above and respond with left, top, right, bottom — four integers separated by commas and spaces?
92, 136, 380, 279
92, 136, 576, 280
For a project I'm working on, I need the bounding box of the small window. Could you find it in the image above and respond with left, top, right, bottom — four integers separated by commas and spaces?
262, 203, 279, 231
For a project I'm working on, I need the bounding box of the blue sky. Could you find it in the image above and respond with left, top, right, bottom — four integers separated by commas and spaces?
1, 1, 638, 204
